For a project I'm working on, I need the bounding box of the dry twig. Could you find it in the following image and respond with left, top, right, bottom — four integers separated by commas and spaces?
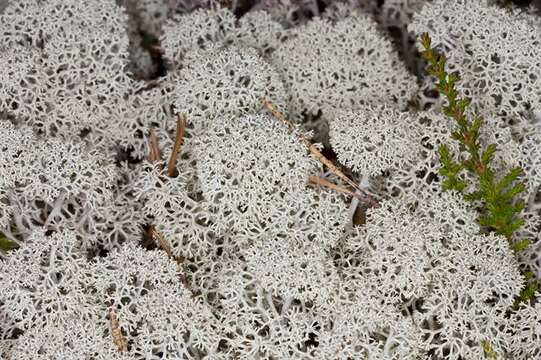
108, 307, 126, 353
262, 97, 379, 207
145, 121, 196, 297
148, 44, 162, 53
167, 114, 187, 177
149, 225, 174, 259
148, 226, 197, 297
308, 175, 357, 197
147, 129, 161, 164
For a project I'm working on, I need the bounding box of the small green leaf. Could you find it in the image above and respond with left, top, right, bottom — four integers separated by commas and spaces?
496, 167, 523, 193
512, 239, 531, 253
438, 144, 450, 159
443, 105, 454, 118
457, 97, 470, 111
470, 116, 483, 134
477, 214, 494, 228
513, 281, 538, 309
464, 191, 483, 202
481, 340, 498, 359
0, 235, 18, 251
505, 218, 525, 235
442, 178, 467, 192
451, 131, 463, 141
447, 72, 460, 84
420, 32, 431, 49
481, 144, 496, 165
502, 182, 526, 201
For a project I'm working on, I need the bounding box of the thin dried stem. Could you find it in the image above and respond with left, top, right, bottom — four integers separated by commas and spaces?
147, 129, 162, 163
108, 307, 126, 353
308, 175, 377, 212
167, 114, 187, 177
308, 175, 356, 196
148, 226, 197, 297
149, 226, 174, 259
262, 97, 379, 207
147, 116, 195, 296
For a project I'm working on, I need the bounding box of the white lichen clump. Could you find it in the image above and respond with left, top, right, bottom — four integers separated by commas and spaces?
0, 0, 540, 359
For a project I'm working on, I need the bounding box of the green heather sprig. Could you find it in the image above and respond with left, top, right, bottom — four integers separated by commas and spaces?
0, 233, 18, 252
419, 33, 537, 306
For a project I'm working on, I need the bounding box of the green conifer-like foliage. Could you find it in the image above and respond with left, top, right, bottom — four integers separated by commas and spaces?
419, 32, 538, 307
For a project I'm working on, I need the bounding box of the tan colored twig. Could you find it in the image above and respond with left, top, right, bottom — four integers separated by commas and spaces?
148, 226, 197, 297
262, 97, 357, 188
147, 129, 161, 163
146, 115, 196, 297
261, 97, 379, 206
167, 114, 187, 177
108, 308, 126, 353
149, 226, 173, 259
308, 175, 356, 197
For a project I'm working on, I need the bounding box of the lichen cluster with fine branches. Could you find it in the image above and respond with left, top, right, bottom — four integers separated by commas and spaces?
1, 1, 541, 358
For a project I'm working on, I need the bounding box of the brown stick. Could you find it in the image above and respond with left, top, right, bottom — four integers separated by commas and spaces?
261, 97, 379, 206
148, 226, 197, 297
308, 175, 356, 197
147, 129, 161, 163
149, 226, 174, 259
108, 308, 126, 353
309, 175, 379, 209
167, 114, 186, 177
148, 44, 163, 53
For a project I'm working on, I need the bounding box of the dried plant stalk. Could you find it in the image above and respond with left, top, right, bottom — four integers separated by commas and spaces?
167, 114, 187, 177
308, 175, 356, 197
148, 226, 197, 297
108, 308, 126, 353
149, 226, 174, 259
146, 117, 197, 297
147, 129, 162, 163
262, 97, 359, 189
262, 97, 379, 206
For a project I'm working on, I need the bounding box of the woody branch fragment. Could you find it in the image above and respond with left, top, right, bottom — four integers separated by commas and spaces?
262, 97, 379, 208
167, 114, 187, 177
